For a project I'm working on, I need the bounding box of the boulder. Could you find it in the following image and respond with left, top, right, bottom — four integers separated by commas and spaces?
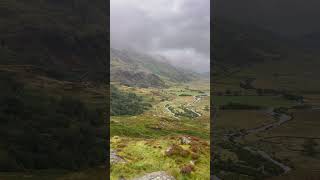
132, 171, 175, 180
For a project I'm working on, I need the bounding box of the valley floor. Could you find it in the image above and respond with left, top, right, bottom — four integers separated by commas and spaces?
213, 58, 320, 179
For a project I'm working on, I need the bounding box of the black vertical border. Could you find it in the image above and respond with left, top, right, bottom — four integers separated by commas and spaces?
106, 0, 111, 178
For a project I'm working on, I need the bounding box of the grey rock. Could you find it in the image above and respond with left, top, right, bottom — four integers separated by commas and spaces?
180, 136, 191, 145
110, 149, 126, 164
132, 171, 175, 180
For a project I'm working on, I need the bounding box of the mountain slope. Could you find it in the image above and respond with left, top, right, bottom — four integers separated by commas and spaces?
0, 0, 107, 82
111, 48, 198, 87
213, 18, 298, 77
214, 0, 320, 36
0, 0, 108, 173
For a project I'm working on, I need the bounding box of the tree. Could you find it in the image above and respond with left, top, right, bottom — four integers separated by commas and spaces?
302, 139, 318, 157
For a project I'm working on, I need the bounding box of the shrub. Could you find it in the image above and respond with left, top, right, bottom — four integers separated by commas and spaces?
180, 164, 195, 174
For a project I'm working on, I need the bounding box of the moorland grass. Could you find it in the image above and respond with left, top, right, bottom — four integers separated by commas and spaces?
110, 137, 210, 180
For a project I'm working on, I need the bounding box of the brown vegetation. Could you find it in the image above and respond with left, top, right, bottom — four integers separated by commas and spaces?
180, 164, 195, 175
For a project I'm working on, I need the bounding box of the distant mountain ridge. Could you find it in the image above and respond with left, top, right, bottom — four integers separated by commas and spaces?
213, 18, 298, 76
214, 0, 320, 36
111, 48, 198, 87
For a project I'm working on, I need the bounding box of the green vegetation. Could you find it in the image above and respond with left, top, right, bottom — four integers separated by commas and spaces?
111, 137, 210, 180
0, 0, 107, 82
0, 72, 106, 171
302, 139, 318, 157
110, 81, 210, 179
220, 102, 263, 110
111, 48, 197, 87
179, 94, 192, 96
0, 0, 107, 178
111, 85, 151, 116
213, 95, 297, 108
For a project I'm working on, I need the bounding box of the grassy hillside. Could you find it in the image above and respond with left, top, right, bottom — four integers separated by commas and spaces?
0, 0, 107, 82
214, 0, 320, 36
213, 19, 294, 74
0, 0, 108, 179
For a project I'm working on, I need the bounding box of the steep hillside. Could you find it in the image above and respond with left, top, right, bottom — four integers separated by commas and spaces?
0, 0, 108, 176
214, 19, 290, 63
214, 0, 320, 36
111, 48, 198, 87
0, 0, 107, 82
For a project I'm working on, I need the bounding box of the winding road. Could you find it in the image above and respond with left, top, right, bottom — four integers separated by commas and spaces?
164, 94, 207, 119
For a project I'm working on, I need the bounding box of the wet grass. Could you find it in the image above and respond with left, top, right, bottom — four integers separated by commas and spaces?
110, 137, 210, 180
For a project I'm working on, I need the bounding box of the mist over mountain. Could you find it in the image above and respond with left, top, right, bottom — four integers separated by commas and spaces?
213, 0, 320, 71
111, 0, 210, 73
111, 48, 199, 88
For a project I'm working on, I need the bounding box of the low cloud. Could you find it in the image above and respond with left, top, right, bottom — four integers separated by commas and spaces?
111, 0, 210, 72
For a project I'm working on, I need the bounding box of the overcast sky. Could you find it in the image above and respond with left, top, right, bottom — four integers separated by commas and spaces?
111, 0, 210, 73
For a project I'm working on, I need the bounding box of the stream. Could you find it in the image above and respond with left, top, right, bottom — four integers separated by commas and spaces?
224, 108, 293, 177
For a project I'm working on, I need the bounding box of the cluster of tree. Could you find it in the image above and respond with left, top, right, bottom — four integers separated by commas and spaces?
0, 72, 106, 171
302, 139, 318, 157
273, 107, 289, 114
215, 90, 243, 96
240, 79, 255, 89
110, 85, 151, 116
282, 93, 304, 102
176, 106, 199, 118
255, 88, 282, 96
179, 94, 192, 96
220, 102, 263, 110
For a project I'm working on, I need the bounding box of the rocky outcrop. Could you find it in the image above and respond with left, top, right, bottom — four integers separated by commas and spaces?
179, 136, 191, 145
132, 171, 175, 180
110, 149, 126, 164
